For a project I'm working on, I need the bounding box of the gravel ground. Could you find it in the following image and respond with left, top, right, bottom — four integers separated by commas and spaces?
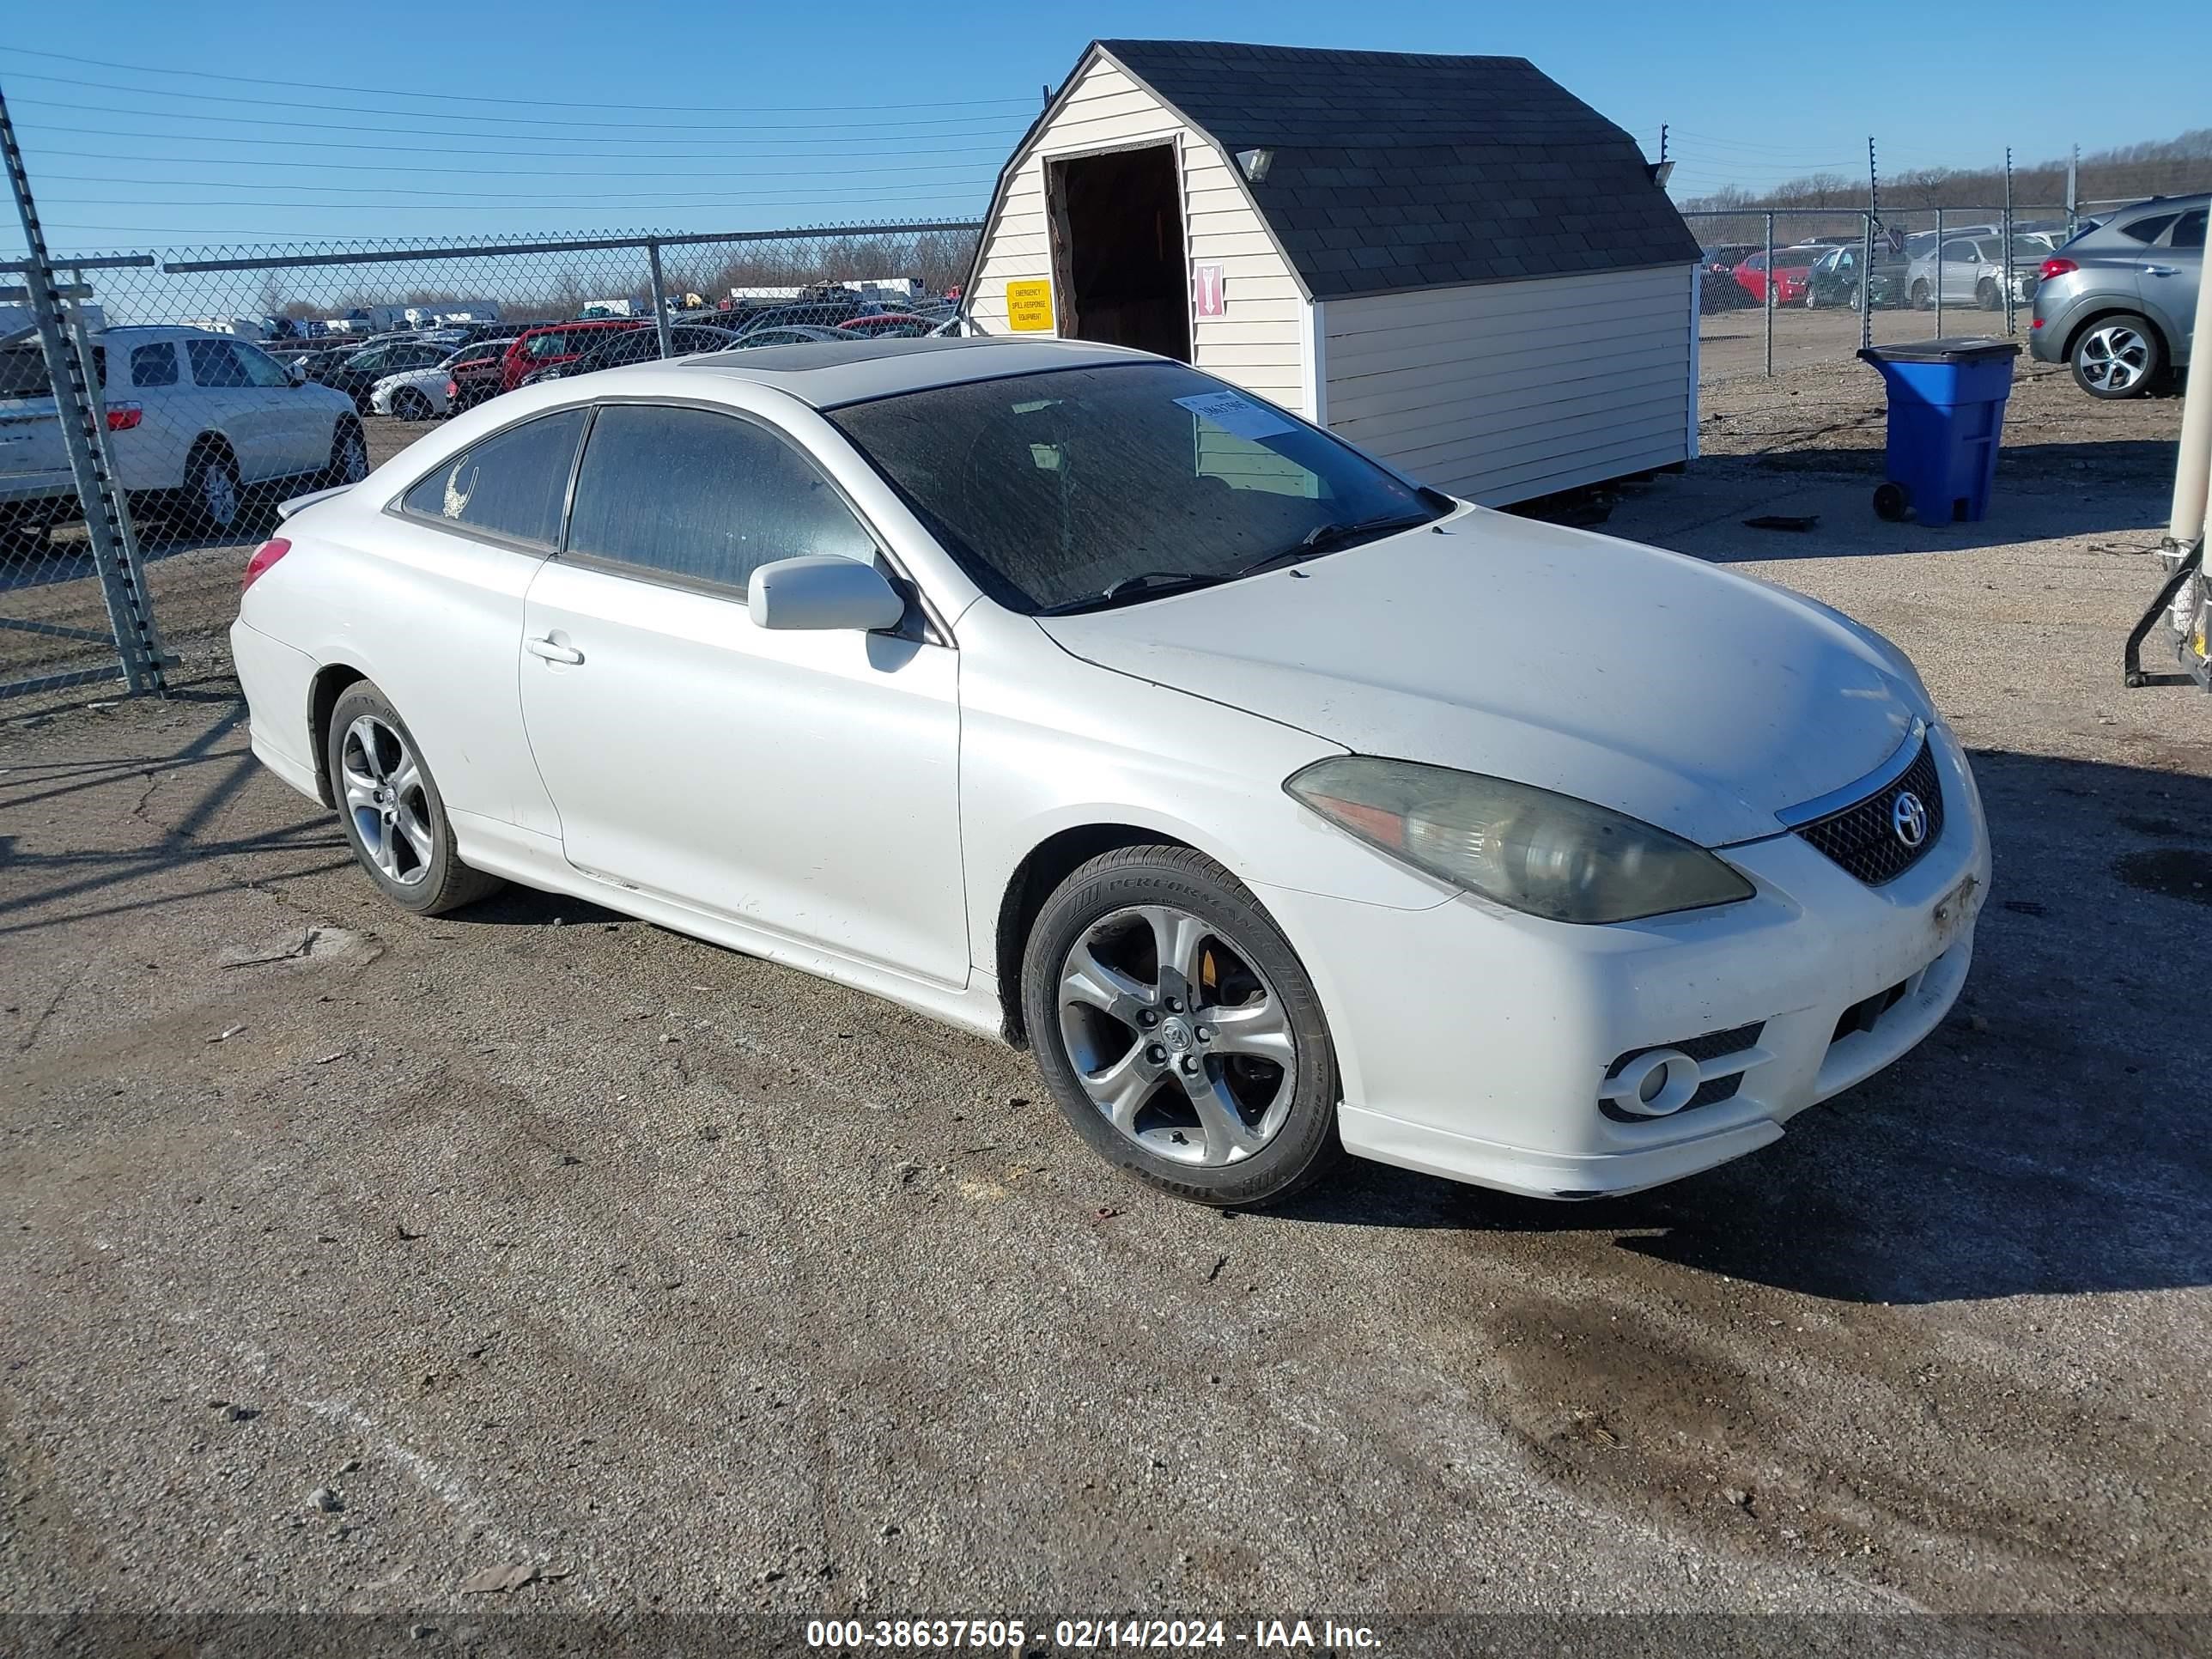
2, 369, 2208, 1631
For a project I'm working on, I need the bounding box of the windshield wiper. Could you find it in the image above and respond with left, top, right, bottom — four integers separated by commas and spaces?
1226, 513, 1438, 581
1041, 569, 1231, 613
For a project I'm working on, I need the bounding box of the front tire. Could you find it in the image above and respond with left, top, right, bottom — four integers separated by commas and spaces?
2071, 314, 2164, 399
325, 682, 502, 916
393, 388, 433, 422
1021, 846, 1340, 1207
323, 419, 369, 487
1976, 277, 2002, 312
1911, 279, 1932, 311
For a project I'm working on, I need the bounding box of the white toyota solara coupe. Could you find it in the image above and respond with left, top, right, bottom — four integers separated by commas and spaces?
231, 337, 1989, 1208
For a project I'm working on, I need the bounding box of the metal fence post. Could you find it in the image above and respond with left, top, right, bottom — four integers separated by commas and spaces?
1861, 210, 1876, 353
2002, 149, 2016, 337
1933, 206, 1944, 337
1763, 211, 1773, 377
0, 87, 166, 697
646, 238, 673, 360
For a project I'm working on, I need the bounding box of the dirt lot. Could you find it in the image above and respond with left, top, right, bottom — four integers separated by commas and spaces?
3, 368, 2209, 1632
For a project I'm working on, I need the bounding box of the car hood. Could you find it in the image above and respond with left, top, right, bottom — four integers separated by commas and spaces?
1036, 508, 1925, 848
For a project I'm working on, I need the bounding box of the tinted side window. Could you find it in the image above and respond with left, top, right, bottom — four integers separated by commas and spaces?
2120, 213, 2178, 245
399, 408, 589, 548
131, 343, 179, 386
2171, 210, 2206, 250
565, 404, 875, 592
186, 340, 250, 387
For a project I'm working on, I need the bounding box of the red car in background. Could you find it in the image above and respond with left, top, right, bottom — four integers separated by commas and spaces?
500, 319, 647, 392
1732, 246, 1826, 306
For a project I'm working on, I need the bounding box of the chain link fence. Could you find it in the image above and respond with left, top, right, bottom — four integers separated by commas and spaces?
1686, 205, 2074, 386
1, 222, 980, 700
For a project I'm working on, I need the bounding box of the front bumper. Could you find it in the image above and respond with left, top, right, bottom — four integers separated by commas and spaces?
1262, 724, 1990, 1200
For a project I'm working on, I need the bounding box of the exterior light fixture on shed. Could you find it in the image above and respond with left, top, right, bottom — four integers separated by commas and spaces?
1235, 147, 1274, 184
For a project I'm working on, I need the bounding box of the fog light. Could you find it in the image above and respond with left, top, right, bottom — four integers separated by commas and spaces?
1599, 1048, 1700, 1118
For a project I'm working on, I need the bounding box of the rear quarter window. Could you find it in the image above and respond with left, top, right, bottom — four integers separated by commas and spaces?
398, 407, 590, 548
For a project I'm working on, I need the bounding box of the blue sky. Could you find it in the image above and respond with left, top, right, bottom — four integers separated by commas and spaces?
3, 0, 2203, 256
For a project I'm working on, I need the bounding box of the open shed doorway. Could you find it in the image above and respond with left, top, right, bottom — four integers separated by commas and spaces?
1047, 144, 1191, 363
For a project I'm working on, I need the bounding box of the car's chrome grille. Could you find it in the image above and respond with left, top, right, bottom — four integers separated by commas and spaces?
1793, 738, 1944, 886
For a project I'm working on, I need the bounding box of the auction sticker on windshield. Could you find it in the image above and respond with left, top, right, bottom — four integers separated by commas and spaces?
1174, 390, 1294, 441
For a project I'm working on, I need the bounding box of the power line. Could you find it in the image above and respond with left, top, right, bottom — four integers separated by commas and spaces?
6, 97, 1022, 149
0, 45, 1038, 114
25, 145, 1007, 180
36, 170, 998, 202
15, 119, 1017, 162
22, 197, 994, 212
0, 70, 1036, 134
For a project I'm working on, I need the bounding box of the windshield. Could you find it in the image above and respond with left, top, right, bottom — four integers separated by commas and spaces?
828, 362, 1443, 613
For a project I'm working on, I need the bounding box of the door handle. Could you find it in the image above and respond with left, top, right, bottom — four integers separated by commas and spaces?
2142, 264, 2178, 276
525, 635, 584, 665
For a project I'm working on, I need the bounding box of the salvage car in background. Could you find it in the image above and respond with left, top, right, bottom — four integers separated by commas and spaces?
499, 320, 647, 392
232, 337, 1988, 1210
520, 324, 739, 384
312, 337, 458, 412
2032, 196, 2203, 398
2, 325, 364, 538
1802, 244, 1902, 311
369, 341, 514, 421
1732, 246, 1823, 306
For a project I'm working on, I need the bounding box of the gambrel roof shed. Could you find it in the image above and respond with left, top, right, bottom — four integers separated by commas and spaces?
1077, 39, 1701, 299
966, 39, 1704, 507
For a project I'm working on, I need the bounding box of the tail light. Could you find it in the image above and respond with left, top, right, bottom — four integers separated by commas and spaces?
241, 537, 292, 593
106, 401, 143, 432
446, 379, 459, 399
2039, 257, 2078, 282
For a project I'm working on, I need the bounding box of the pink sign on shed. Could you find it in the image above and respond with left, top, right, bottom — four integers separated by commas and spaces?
1192, 262, 1226, 319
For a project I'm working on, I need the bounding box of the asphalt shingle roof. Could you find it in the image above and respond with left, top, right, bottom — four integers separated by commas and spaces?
1092, 40, 1702, 299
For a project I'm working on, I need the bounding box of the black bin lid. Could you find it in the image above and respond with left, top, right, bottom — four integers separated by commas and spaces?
1857, 338, 2021, 364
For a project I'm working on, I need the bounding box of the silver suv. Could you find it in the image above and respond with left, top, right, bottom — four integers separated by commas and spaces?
2030, 194, 2203, 398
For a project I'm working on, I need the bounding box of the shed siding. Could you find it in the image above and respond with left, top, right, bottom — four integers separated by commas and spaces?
967, 58, 1309, 415
1322, 264, 1693, 504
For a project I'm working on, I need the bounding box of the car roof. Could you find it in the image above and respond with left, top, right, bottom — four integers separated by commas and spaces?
670, 336, 1146, 407
88, 325, 228, 343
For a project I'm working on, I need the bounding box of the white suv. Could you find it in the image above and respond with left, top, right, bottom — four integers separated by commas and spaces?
0, 325, 365, 539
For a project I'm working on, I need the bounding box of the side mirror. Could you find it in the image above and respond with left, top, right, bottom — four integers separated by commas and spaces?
287, 360, 307, 385
748, 556, 905, 632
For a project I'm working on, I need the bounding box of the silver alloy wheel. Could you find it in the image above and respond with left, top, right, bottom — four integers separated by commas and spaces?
339, 714, 434, 885
1055, 904, 1297, 1167
198, 458, 239, 528
337, 428, 369, 480
2078, 324, 2151, 393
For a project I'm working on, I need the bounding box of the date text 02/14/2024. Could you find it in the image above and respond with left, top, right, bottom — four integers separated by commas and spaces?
804, 1620, 1382, 1650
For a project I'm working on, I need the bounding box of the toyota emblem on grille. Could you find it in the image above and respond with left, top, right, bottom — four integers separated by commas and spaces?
1891, 790, 1929, 848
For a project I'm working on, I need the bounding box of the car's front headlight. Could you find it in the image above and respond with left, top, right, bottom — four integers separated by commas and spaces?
1285, 757, 1754, 924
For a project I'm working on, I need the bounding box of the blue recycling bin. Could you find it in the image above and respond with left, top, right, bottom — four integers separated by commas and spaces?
1856, 338, 2020, 524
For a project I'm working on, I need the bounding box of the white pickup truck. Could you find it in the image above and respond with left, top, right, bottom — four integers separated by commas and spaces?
1, 324, 367, 540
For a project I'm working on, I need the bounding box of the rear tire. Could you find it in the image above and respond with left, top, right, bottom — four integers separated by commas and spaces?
183, 444, 243, 536
1020, 846, 1341, 1208
393, 389, 433, 422
2071, 314, 2165, 399
1976, 277, 2002, 312
325, 681, 503, 917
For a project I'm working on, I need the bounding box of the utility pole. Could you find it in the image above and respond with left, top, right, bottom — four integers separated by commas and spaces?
2066, 143, 2080, 238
